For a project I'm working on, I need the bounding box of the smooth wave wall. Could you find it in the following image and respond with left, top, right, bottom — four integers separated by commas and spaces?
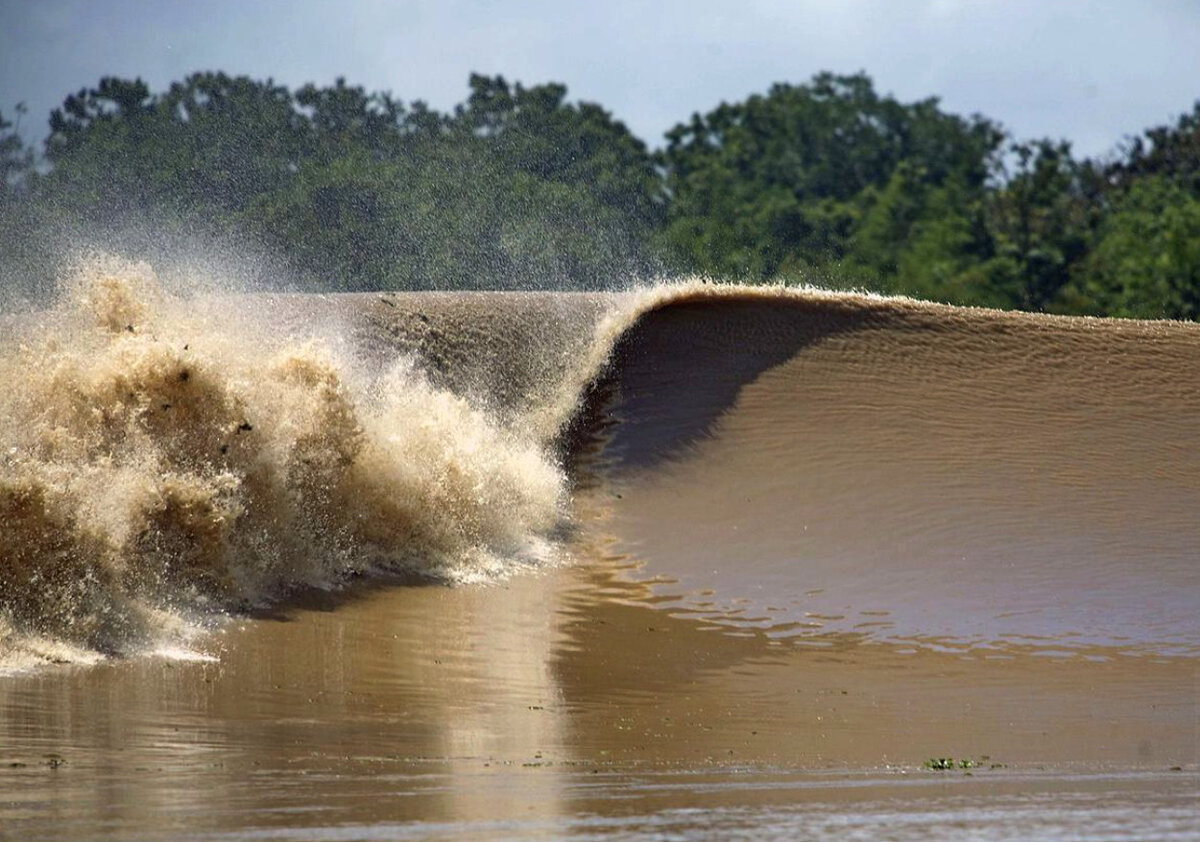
591, 290, 1200, 654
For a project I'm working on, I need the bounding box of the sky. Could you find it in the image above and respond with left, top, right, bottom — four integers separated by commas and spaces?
1, 0, 1198, 159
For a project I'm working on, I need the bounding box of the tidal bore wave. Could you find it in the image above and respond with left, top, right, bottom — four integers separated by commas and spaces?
3, 256, 1200, 668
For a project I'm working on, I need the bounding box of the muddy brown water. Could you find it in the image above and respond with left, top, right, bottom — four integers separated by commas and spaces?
1, 273, 1197, 839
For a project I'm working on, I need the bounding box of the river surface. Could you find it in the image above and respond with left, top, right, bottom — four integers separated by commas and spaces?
1, 267, 1197, 839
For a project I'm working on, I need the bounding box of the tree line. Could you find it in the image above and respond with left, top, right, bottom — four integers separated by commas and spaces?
2, 70, 1199, 318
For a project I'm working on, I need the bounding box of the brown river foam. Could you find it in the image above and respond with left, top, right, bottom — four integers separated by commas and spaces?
1, 258, 1198, 838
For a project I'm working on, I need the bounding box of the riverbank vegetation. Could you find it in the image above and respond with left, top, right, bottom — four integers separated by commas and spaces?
2, 71, 1198, 318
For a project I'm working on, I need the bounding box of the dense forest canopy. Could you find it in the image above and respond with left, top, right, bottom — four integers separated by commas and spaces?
2, 70, 1199, 318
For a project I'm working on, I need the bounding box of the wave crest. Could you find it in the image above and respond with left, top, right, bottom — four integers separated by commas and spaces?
0, 259, 566, 664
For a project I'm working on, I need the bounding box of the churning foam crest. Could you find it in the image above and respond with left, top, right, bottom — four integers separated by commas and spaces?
0, 257, 566, 667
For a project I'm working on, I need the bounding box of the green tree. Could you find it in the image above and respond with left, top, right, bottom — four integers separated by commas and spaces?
0, 104, 53, 305
254, 74, 662, 290
43, 77, 158, 215
983, 140, 1095, 310
44, 73, 307, 221
1, 104, 34, 195
27, 72, 664, 292
452, 74, 665, 238
1109, 102, 1200, 194
1074, 176, 1200, 319
660, 72, 1004, 279
19, 68, 1200, 313
849, 163, 1011, 306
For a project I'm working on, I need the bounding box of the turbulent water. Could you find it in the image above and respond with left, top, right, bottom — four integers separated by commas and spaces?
1, 257, 1198, 839
0, 259, 590, 667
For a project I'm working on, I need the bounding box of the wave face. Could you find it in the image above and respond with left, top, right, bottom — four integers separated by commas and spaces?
593, 292, 1200, 656
3, 258, 1200, 666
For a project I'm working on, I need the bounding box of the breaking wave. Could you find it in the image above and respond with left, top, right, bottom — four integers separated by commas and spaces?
4, 254, 1200, 667
0, 257, 567, 665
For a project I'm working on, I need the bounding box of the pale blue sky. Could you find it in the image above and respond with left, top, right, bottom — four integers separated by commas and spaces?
1, 0, 1197, 157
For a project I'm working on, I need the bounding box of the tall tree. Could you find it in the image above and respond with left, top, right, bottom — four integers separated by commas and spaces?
31, 72, 666, 291
1075, 176, 1200, 319
454, 74, 665, 231
0, 103, 53, 304
849, 162, 1006, 306
984, 140, 1095, 311
660, 71, 1004, 279
1108, 102, 1200, 194
1, 104, 34, 195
